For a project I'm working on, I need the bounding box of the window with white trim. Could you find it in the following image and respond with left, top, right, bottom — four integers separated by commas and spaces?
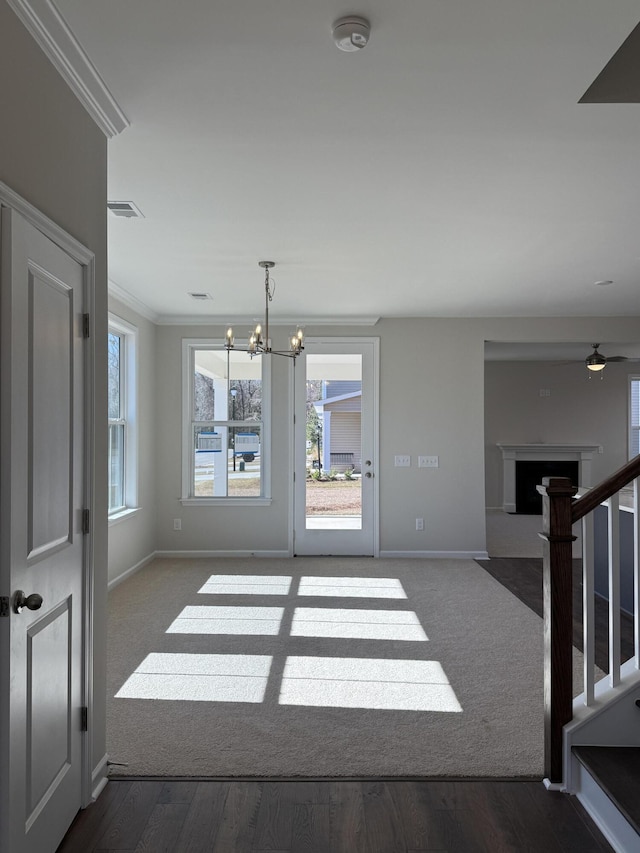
182, 341, 270, 502
630, 376, 640, 459
108, 314, 138, 516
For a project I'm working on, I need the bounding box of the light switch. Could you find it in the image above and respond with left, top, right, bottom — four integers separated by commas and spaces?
418, 455, 439, 468
394, 455, 411, 467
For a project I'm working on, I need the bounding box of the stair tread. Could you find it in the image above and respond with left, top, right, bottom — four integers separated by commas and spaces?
574, 746, 640, 835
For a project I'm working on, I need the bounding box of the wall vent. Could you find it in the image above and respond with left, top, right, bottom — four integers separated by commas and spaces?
188, 292, 212, 301
107, 201, 144, 218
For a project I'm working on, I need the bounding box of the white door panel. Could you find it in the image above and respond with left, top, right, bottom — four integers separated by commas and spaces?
0, 208, 85, 853
293, 339, 378, 556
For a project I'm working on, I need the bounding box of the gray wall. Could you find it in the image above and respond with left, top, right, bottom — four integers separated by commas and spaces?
104, 313, 640, 563
0, 3, 108, 781
151, 318, 488, 555
108, 296, 157, 583
485, 359, 635, 508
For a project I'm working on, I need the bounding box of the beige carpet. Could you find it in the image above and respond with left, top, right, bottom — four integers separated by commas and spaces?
107, 557, 585, 778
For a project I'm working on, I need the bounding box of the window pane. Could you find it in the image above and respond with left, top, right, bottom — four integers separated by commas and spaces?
108, 422, 125, 511
631, 380, 640, 458
305, 356, 362, 529
108, 332, 121, 420
193, 350, 262, 421
193, 424, 261, 497
190, 347, 263, 498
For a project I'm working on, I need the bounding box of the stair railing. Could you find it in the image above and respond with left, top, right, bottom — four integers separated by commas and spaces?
538, 455, 640, 784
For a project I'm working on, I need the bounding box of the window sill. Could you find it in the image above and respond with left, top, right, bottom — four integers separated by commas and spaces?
108, 507, 141, 527
180, 497, 272, 507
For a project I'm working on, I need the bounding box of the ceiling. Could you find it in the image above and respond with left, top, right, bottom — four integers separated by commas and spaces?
53, 0, 640, 323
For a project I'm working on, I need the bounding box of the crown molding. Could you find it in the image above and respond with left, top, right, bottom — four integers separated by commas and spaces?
8, 0, 129, 138
108, 281, 159, 323
154, 314, 381, 327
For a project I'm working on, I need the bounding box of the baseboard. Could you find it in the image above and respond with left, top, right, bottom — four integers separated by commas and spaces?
379, 550, 490, 560
154, 549, 292, 559
91, 754, 109, 801
108, 552, 157, 590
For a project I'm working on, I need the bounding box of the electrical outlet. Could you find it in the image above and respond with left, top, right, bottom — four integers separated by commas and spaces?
418, 455, 439, 468
173, 518, 182, 531
416, 517, 424, 531
394, 455, 411, 467
539, 389, 551, 397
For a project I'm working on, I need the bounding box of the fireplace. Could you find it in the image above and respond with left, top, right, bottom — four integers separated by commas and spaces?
515, 460, 579, 514
497, 443, 601, 514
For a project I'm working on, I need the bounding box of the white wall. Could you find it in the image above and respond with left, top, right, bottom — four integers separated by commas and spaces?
107, 295, 157, 583
485, 359, 635, 508
0, 1, 108, 784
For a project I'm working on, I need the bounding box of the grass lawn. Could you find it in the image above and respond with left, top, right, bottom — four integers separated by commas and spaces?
195, 475, 362, 515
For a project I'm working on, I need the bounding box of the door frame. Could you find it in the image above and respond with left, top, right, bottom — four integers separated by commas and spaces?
290, 336, 380, 557
0, 181, 96, 811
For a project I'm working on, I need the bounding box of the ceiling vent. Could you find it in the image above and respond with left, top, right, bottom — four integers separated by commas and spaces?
107, 200, 144, 218
188, 292, 212, 301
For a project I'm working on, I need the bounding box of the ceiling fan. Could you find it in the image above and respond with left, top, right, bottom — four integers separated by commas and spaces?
584, 343, 640, 373
552, 344, 640, 375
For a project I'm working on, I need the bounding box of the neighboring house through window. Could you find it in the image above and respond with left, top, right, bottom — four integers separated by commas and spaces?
108, 314, 138, 519
181, 340, 270, 503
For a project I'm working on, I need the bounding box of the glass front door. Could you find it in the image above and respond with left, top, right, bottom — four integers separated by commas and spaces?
294, 339, 378, 555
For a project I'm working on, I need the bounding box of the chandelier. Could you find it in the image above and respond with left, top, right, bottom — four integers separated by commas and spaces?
224, 261, 304, 358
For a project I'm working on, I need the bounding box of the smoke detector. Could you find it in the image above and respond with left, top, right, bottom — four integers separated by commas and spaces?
332, 15, 371, 52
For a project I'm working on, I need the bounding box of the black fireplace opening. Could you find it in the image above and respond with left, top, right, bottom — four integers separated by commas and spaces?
515, 460, 579, 514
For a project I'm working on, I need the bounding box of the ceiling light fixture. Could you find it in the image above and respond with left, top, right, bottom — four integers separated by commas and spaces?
586, 343, 607, 375
224, 262, 304, 359
332, 15, 371, 52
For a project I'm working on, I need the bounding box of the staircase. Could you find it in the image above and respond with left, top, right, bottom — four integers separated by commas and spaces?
573, 746, 640, 851
539, 457, 640, 852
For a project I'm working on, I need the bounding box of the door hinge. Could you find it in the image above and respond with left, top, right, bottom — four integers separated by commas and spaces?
82, 313, 90, 338
0, 597, 9, 617
81, 706, 88, 731
82, 508, 90, 534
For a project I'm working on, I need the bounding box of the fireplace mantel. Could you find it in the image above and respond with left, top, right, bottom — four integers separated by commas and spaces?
497, 443, 602, 513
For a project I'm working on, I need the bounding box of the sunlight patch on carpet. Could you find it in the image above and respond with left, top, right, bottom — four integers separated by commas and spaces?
166, 605, 284, 635
298, 577, 407, 599
197, 575, 292, 595
279, 656, 461, 711
114, 653, 272, 702
290, 607, 428, 641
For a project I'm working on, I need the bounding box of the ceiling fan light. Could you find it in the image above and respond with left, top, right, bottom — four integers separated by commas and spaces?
586, 352, 606, 371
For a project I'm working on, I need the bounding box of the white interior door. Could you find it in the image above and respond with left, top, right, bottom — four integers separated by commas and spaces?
294, 338, 378, 555
0, 208, 86, 853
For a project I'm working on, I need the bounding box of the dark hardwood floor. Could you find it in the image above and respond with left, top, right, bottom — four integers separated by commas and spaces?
476, 557, 635, 673
56, 778, 613, 852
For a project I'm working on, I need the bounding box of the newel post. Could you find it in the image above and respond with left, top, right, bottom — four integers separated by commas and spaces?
537, 476, 577, 785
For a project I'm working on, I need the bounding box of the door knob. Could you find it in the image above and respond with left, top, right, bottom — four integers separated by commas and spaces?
13, 591, 43, 614
365, 460, 372, 466
365, 471, 373, 478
